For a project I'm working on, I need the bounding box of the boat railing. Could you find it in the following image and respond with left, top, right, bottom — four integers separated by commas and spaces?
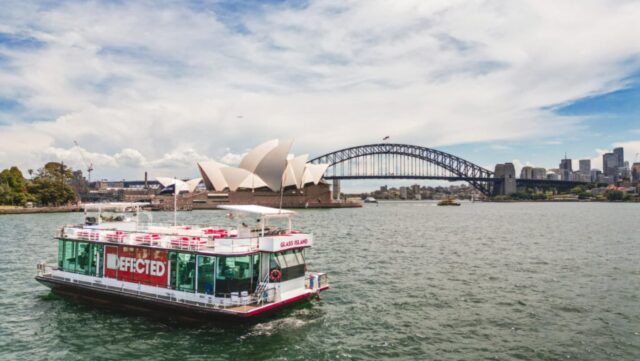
43, 270, 272, 309
253, 273, 274, 305
59, 225, 261, 253
36, 261, 54, 277
305, 272, 329, 291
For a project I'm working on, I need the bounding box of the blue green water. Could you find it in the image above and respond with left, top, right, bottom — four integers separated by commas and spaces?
0, 202, 639, 360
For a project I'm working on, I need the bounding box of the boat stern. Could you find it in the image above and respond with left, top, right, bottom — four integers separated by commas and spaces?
306, 272, 330, 292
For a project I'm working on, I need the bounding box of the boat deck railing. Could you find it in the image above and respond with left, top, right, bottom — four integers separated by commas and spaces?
59, 223, 303, 254
37, 262, 279, 311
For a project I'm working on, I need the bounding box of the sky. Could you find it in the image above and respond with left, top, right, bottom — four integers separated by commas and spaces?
0, 0, 639, 191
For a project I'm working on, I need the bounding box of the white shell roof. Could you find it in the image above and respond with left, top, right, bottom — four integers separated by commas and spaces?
239, 139, 278, 173
283, 154, 308, 188
219, 167, 267, 191
253, 139, 293, 191
301, 164, 330, 185
197, 160, 229, 191
195, 139, 330, 192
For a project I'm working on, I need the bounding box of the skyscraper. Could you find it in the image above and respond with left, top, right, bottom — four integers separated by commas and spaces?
559, 158, 572, 171
579, 159, 591, 176
559, 157, 572, 181
614, 147, 624, 166
632, 163, 640, 183
603, 152, 618, 177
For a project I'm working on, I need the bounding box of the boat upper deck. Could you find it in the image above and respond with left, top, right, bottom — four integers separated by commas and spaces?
63, 203, 312, 255
60, 223, 312, 255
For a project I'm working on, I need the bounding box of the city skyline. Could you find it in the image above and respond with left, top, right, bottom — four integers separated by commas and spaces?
0, 1, 639, 190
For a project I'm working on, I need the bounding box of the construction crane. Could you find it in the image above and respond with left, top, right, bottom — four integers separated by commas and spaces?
73, 140, 94, 183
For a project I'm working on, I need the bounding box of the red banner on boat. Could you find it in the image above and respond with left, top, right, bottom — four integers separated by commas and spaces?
104, 245, 168, 286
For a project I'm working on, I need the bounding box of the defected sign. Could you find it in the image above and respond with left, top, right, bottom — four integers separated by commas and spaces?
104, 246, 168, 286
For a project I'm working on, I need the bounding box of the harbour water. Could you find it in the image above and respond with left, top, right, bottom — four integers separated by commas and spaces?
0, 202, 638, 360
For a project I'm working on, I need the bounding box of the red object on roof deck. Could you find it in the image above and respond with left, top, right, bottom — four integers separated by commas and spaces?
170, 236, 207, 249
106, 232, 126, 242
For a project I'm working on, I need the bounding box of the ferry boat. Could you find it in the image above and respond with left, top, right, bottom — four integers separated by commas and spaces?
35, 203, 329, 322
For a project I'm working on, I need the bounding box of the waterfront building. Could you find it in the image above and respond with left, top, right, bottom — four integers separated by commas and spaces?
532, 167, 546, 180
546, 169, 561, 180
198, 140, 329, 192
579, 159, 591, 176
590, 169, 602, 183
599, 175, 614, 184
559, 158, 573, 172
620, 164, 631, 180
520, 166, 533, 179
399, 187, 408, 199
632, 163, 640, 183
614, 147, 624, 167
559, 157, 573, 181
603, 152, 618, 177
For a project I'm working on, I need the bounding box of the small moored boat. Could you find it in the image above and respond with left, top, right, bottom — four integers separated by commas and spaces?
437, 197, 461, 206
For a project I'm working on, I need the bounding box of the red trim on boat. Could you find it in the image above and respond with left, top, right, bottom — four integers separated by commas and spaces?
244, 292, 314, 317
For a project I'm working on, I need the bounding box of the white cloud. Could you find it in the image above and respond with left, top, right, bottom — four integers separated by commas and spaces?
219, 151, 247, 166
0, 0, 639, 179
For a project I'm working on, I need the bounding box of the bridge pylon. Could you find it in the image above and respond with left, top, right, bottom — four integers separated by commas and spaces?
494, 163, 516, 195
332, 179, 341, 200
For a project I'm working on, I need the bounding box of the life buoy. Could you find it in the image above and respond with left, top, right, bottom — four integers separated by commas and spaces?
269, 268, 281, 282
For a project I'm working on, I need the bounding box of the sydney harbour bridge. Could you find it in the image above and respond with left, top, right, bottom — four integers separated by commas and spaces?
309, 143, 587, 197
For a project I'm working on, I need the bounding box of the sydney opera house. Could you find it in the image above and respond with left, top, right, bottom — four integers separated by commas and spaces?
187, 139, 356, 208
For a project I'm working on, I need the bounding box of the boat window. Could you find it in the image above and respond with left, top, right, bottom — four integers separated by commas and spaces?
269, 249, 306, 282
175, 253, 196, 293
62, 239, 77, 272
197, 256, 215, 295
282, 250, 299, 267
169, 252, 177, 290
275, 253, 288, 268
215, 255, 256, 296
58, 239, 65, 269
92, 244, 104, 277
58, 239, 101, 277
75, 242, 92, 275
270, 253, 279, 269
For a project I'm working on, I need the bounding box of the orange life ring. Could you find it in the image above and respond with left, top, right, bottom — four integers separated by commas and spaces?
269, 268, 281, 282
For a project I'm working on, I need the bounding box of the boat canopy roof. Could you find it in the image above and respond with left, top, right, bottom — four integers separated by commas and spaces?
217, 205, 295, 218
82, 202, 150, 212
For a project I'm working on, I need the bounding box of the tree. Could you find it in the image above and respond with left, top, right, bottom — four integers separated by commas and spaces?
28, 162, 77, 206
570, 185, 585, 195
0, 166, 34, 206
606, 190, 624, 201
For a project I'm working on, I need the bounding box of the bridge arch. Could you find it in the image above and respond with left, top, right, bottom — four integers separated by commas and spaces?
308, 143, 496, 196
